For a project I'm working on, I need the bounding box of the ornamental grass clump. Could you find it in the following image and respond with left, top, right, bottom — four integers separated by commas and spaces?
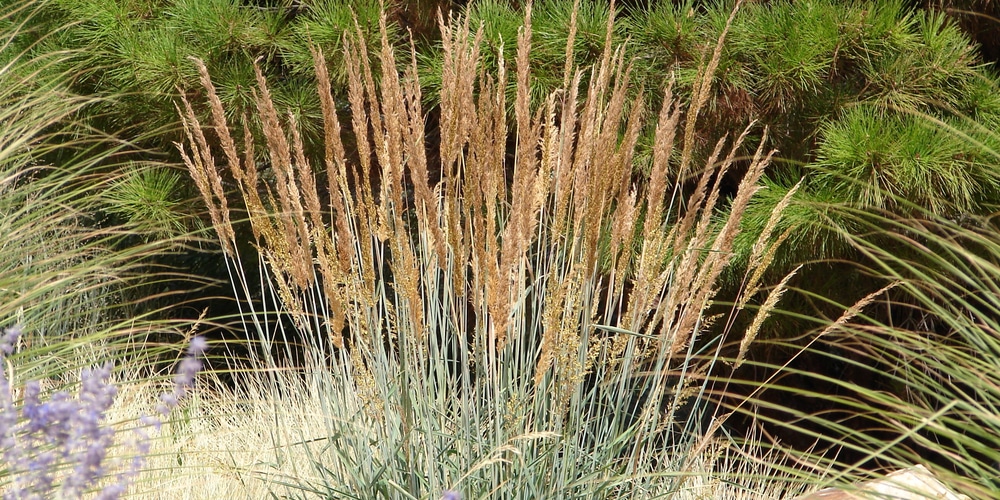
718, 106, 1000, 496
179, 1, 803, 497
734, 200, 1000, 498
0, 0, 206, 355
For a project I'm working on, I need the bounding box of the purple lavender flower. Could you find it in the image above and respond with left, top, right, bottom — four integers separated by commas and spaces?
442, 490, 462, 500
157, 336, 207, 416
96, 482, 126, 500
0, 330, 208, 499
156, 392, 178, 417
173, 357, 202, 388
187, 335, 208, 356
0, 325, 21, 355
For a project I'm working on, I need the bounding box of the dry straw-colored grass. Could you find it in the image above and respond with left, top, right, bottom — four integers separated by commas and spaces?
117, 371, 797, 500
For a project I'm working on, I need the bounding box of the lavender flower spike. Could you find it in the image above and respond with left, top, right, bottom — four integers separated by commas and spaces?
158, 336, 208, 416
0, 330, 209, 500
0, 325, 21, 355
187, 335, 208, 356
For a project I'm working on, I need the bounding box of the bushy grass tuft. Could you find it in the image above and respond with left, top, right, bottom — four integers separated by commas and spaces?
737, 205, 1000, 498
171, 1, 824, 498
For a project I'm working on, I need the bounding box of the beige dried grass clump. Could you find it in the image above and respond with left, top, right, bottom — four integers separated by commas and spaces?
177, 0, 786, 421
176, 0, 806, 496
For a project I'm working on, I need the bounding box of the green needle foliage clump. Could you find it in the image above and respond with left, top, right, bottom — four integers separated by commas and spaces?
813, 106, 989, 216
722, 0, 1000, 279
6, 0, 399, 150
103, 163, 189, 240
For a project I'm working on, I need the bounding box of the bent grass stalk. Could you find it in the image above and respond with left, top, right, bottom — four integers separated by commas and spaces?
789, 210, 1000, 498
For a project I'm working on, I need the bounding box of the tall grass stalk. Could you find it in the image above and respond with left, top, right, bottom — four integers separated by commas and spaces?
727, 201, 1000, 497
179, 2, 810, 497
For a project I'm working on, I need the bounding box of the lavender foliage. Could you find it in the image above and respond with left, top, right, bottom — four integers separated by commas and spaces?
0, 326, 207, 499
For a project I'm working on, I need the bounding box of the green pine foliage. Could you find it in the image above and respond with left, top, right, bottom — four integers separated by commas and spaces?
278, 0, 398, 84
103, 163, 189, 240
6, 0, 398, 149
714, 0, 1000, 283
813, 106, 993, 216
